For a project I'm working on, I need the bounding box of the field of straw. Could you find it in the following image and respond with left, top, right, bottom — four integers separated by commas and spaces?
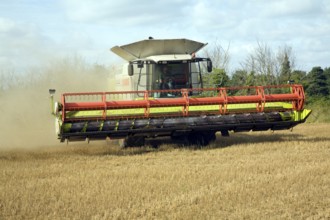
0, 123, 329, 219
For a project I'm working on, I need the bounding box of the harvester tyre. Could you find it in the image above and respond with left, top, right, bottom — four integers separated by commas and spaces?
187, 132, 216, 147
120, 136, 145, 148
204, 132, 216, 142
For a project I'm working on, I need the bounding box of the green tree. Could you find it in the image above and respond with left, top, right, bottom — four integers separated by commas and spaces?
230, 70, 248, 87
279, 52, 291, 84
324, 67, 330, 94
246, 71, 256, 86
202, 40, 230, 90
230, 70, 257, 95
306, 66, 329, 97
210, 68, 229, 87
290, 70, 307, 86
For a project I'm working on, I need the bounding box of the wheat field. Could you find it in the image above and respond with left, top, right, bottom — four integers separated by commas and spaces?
0, 123, 329, 219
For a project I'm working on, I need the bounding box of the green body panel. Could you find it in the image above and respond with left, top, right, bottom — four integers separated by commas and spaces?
64, 102, 296, 119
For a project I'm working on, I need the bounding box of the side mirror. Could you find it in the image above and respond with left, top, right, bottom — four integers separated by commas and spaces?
207, 60, 213, 73
137, 61, 144, 68
128, 64, 134, 76
49, 89, 56, 96
49, 89, 56, 115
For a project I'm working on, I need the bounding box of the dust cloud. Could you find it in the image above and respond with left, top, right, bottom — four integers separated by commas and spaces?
0, 57, 117, 150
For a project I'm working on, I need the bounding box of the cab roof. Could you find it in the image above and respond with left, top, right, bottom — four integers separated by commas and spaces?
111, 38, 207, 61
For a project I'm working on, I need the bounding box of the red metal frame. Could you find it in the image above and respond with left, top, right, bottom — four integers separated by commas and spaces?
61, 85, 305, 122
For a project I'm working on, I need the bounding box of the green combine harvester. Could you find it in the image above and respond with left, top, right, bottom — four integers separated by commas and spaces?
50, 38, 311, 147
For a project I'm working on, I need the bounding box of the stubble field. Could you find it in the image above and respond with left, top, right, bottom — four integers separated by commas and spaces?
0, 123, 329, 219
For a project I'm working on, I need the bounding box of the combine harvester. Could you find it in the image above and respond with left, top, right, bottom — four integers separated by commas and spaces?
50, 38, 311, 147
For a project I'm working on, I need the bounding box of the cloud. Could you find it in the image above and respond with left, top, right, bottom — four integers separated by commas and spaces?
261, 0, 325, 18
189, 1, 242, 30
0, 17, 53, 71
1, 0, 330, 74
60, 0, 188, 27
0, 16, 108, 73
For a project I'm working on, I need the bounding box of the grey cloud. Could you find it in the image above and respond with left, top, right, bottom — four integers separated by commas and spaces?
0, 18, 46, 69
60, 0, 188, 26
260, 0, 326, 18
1, 0, 329, 73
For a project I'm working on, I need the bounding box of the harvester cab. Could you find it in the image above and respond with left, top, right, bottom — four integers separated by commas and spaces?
111, 39, 212, 97
50, 38, 311, 147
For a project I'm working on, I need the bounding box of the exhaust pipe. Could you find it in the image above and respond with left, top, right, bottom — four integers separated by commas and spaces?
49, 89, 56, 115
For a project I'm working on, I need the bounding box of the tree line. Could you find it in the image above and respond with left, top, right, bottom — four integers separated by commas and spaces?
1, 42, 329, 103
203, 41, 330, 103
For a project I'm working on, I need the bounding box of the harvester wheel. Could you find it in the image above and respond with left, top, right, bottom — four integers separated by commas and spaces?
194, 133, 207, 147
204, 132, 216, 142
221, 130, 230, 137
120, 136, 145, 148
187, 132, 216, 147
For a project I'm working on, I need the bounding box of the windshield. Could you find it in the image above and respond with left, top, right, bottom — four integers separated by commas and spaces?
133, 60, 205, 98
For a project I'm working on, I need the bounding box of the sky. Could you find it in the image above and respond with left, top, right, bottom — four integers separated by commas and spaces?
0, 0, 329, 74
